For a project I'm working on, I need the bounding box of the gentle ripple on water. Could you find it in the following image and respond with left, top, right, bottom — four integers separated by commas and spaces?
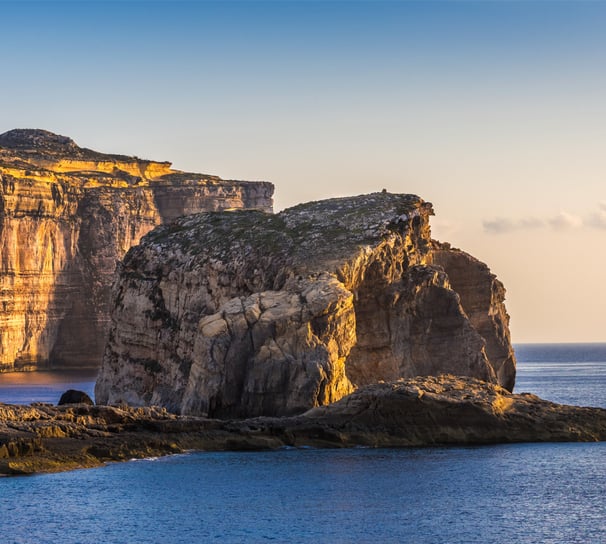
0, 444, 605, 544
514, 343, 606, 408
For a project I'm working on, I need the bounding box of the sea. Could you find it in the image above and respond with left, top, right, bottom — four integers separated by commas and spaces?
0, 343, 604, 544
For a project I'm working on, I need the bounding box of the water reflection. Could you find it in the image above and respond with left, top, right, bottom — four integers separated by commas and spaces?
0, 369, 97, 405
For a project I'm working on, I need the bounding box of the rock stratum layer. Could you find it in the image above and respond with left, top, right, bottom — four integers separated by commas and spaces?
2, 376, 605, 475
96, 193, 516, 417
0, 129, 273, 371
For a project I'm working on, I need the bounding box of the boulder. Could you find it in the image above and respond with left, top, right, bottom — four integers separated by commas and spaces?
58, 390, 94, 406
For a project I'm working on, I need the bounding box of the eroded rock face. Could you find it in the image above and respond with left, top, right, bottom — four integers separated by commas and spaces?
0, 129, 273, 371
96, 193, 516, 417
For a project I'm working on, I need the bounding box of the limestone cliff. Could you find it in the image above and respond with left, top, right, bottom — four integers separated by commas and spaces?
0, 129, 273, 371
96, 193, 516, 417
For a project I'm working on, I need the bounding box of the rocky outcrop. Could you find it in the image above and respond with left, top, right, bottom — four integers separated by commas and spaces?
0, 129, 273, 372
96, 193, 516, 417
2, 376, 605, 475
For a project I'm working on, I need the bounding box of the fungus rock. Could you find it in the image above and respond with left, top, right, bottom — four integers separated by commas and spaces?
95, 193, 515, 417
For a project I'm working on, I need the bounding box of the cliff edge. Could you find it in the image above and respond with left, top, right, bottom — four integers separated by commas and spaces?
96, 193, 515, 417
0, 129, 273, 371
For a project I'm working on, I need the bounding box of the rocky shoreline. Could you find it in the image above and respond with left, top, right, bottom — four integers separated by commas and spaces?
2, 375, 605, 476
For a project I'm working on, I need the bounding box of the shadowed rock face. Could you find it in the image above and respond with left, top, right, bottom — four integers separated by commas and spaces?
431, 243, 516, 391
96, 193, 516, 417
0, 129, 273, 372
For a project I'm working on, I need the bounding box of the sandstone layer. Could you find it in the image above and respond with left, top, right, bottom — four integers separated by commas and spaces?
96, 193, 515, 417
0, 129, 273, 371
2, 376, 605, 476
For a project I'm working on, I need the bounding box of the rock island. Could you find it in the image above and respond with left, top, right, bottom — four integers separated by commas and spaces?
96, 192, 515, 417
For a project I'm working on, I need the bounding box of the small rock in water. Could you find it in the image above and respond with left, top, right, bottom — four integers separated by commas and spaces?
58, 389, 93, 406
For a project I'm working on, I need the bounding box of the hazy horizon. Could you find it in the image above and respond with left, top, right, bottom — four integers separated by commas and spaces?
2, 0, 605, 343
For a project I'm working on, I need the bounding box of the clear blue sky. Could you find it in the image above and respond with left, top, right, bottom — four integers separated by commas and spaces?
2, 0, 606, 342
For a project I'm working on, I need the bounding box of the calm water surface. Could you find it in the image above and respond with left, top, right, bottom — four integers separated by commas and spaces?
1, 444, 604, 544
0, 369, 97, 405
515, 343, 606, 408
0, 344, 604, 543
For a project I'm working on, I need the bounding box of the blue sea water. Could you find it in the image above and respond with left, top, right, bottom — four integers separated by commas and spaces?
0, 369, 97, 406
514, 343, 606, 408
1, 444, 605, 544
0, 344, 605, 544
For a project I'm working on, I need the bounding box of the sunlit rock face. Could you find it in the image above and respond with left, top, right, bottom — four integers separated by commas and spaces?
0, 129, 273, 371
96, 193, 516, 417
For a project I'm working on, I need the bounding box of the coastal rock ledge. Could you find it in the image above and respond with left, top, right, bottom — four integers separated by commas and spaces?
2, 376, 605, 475
96, 193, 516, 417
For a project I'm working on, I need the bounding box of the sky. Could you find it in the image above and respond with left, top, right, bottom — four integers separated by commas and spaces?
1, 0, 605, 343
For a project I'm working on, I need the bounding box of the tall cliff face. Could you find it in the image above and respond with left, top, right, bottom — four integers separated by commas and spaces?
96, 193, 516, 417
0, 129, 273, 371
